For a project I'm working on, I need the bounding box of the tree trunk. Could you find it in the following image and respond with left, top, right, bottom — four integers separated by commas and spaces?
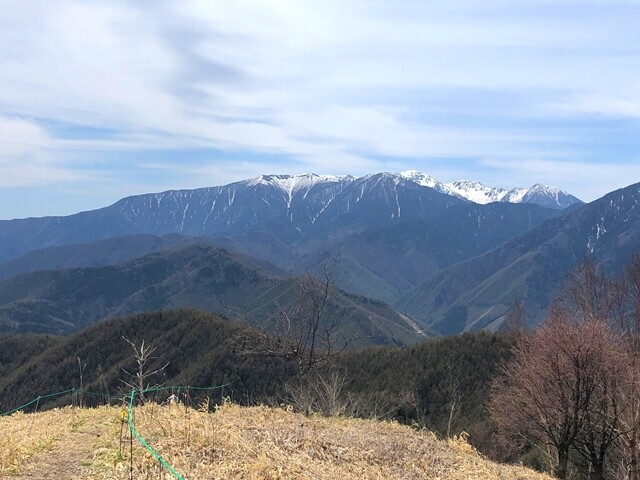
555, 446, 569, 480
630, 436, 640, 480
588, 460, 604, 480
446, 401, 455, 439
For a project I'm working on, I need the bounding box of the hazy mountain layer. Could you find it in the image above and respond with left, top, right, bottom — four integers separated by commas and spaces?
0, 243, 427, 344
396, 182, 640, 334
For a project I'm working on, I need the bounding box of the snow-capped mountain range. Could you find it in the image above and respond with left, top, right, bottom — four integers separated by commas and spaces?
0, 170, 636, 340
0, 170, 582, 265
241, 171, 581, 210
396, 170, 581, 209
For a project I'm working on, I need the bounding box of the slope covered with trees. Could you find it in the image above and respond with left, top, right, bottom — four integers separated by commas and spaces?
0, 309, 297, 411
0, 243, 425, 346
0, 308, 509, 448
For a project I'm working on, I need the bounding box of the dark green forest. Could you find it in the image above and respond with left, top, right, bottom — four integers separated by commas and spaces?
0, 308, 510, 451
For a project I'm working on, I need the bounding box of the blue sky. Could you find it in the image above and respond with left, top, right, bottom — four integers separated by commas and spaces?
0, 0, 639, 219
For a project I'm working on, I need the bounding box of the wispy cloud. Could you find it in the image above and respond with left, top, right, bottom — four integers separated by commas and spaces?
553, 91, 640, 119
0, 0, 639, 216
0, 115, 88, 186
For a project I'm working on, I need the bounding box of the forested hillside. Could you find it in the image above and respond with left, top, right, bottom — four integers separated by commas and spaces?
0, 244, 424, 345
0, 308, 509, 448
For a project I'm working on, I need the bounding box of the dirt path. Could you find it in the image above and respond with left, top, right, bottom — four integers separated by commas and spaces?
6, 409, 114, 480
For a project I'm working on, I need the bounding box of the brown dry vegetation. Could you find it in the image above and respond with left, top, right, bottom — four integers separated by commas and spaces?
0, 407, 114, 479
1, 403, 553, 480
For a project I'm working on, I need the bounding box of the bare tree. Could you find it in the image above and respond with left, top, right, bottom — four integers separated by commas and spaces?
122, 337, 169, 403
618, 356, 640, 480
490, 311, 583, 479
617, 253, 640, 480
502, 297, 526, 334
489, 307, 622, 479
77, 357, 86, 408
285, 369, 349, 416
563, 259, 633, 480
491, 259, 633, 479
571, 327, 625, 480
562, 259, 626, 326
397, 383, 427, 428
435, 355, 464, 439
247, 256, 360, 375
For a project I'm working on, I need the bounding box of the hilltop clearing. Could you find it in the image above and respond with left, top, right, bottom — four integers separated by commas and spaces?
0, 403, 552, 479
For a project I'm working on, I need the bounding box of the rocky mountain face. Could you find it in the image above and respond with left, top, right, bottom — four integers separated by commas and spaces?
0, 173, 465, 264
0, 190, 558, 307
295, 201, 557, 304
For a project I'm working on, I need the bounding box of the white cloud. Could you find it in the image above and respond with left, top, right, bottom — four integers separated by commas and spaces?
553, 91, 640, 119
0, 116, 85, 186
0, 116, 50, 157
0, 0, 638, 212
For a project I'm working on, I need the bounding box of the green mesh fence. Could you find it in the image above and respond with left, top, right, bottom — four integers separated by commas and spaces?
0, 388, 75, 416
127, 388, 185, 479
1, 383, 230, 480
126, 384, 229, 480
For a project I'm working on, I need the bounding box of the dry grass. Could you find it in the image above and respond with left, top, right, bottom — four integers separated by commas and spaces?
0, 410, 61, 476
0, 406, 113, 479
1, 403, 553, 479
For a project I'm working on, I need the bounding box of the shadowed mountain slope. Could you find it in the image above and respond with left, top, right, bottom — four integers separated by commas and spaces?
0, 173, 463, 264
0, 243, 426, 344
396, 182, 640, 334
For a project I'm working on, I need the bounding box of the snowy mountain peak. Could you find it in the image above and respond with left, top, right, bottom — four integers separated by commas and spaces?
528, 183, 560, 194
444, 179, 508, 204
398, 170, 439, 188
449, 179, 489, 189
501, 187, 528, 203
520, 183, 582, 210
238, 171, 581, 210
245, 173, 350, 192
393, 170, 582, 209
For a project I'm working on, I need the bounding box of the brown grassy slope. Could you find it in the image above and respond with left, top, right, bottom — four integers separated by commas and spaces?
0, 407, 114, 479
0, 404, 552, 480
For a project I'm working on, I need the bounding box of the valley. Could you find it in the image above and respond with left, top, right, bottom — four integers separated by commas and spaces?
1, 172, 638, 480
0, 173, 636, 338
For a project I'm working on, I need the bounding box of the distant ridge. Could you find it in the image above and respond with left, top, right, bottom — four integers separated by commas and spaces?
0, 172, 607, 337
0, 242, 427, 344
397, 170, 582, 208
0, 171, 578, 265
395, 181, 640, 334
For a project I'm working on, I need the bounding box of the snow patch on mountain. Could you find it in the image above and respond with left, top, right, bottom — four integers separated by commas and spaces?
398, 170, 458, 197
524, 184, 563, 203
245, 173, 348, 193
520, 184, 583, 209
444, 180, 508, 204
501, 188, 528, 203
398, 170, 438, 188
397, 171, 581, 209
